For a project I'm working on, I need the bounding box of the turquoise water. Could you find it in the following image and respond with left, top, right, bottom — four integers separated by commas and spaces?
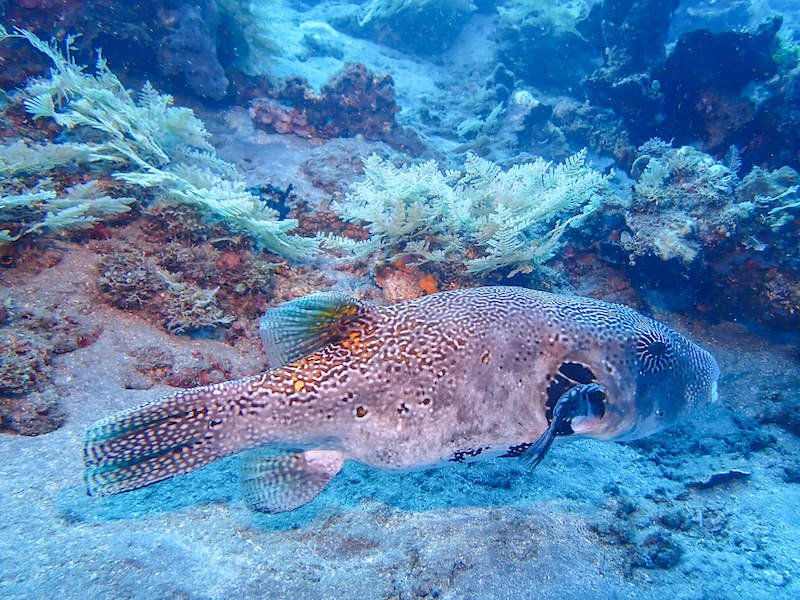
2, 2, 800, 598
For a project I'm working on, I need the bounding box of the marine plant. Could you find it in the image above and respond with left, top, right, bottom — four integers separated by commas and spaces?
0, 26, 317, 259
0, 180, 134, 244
329, 149, 614, 277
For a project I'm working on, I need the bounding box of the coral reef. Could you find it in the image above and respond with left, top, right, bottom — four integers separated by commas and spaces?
97, 249, 163, 309
621, 140, 738, 265
2, 5, 800, 596
160, 280, 234, 335
94, 215, 277, 339
616, 140, 800, 328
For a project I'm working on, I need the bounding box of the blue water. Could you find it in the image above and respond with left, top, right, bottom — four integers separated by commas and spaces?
2, 1, 800, 598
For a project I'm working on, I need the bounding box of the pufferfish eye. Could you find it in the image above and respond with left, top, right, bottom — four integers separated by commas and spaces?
635, 326, 675, 374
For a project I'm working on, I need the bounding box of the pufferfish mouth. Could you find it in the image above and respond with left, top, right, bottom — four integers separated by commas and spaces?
545, 361, 607, 435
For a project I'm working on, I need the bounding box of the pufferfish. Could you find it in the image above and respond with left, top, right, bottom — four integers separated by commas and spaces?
84, 286, 720, 512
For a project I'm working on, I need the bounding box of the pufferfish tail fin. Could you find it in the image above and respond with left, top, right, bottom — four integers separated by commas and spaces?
84, 376, 262, 497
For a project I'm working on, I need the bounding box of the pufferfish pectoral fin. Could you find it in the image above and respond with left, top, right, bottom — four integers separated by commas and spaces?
239, 449, 345, 513
259, 291, 376, 368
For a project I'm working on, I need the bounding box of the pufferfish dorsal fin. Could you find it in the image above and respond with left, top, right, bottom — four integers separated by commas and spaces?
259, 291, 374, 368
239, 449, 345, 513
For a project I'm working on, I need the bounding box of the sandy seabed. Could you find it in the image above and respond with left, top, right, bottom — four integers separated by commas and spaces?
1, 243, 799, 600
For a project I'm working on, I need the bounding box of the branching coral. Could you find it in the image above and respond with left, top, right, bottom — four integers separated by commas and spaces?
0, 26, 317, 259
330, 149, 614, 277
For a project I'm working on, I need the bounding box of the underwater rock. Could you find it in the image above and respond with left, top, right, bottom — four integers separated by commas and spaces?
0, 388, 65, 436
0, 303, 99, 435
250, 63, 425, 153
686, 470, 751, 490
580, 0, 679, 131
376, 268, 424, 303
249, 98, 314, 138
497, 2, 598, 92
549, 100, 635, 166
783, 466, 800, 484
631, 530, 683, 570
578, 0, 679, 74
157, 0, 229, 100
347, 0, 476, 55
313, 63, 399, 139
374, 264, 439, 303
757, 389, 800, 438
656, 17, 782, 154
660, 17, 781, 99
1, 0, 230, 100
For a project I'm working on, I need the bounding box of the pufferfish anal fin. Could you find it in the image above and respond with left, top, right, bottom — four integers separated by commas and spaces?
259, 291, 375, 368
239, 449, 345, 513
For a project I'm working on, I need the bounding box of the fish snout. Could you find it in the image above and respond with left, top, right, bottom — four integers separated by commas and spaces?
579, 326, 720, 442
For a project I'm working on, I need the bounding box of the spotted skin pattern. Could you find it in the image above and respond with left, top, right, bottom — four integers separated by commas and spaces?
84, 286, 720, 497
